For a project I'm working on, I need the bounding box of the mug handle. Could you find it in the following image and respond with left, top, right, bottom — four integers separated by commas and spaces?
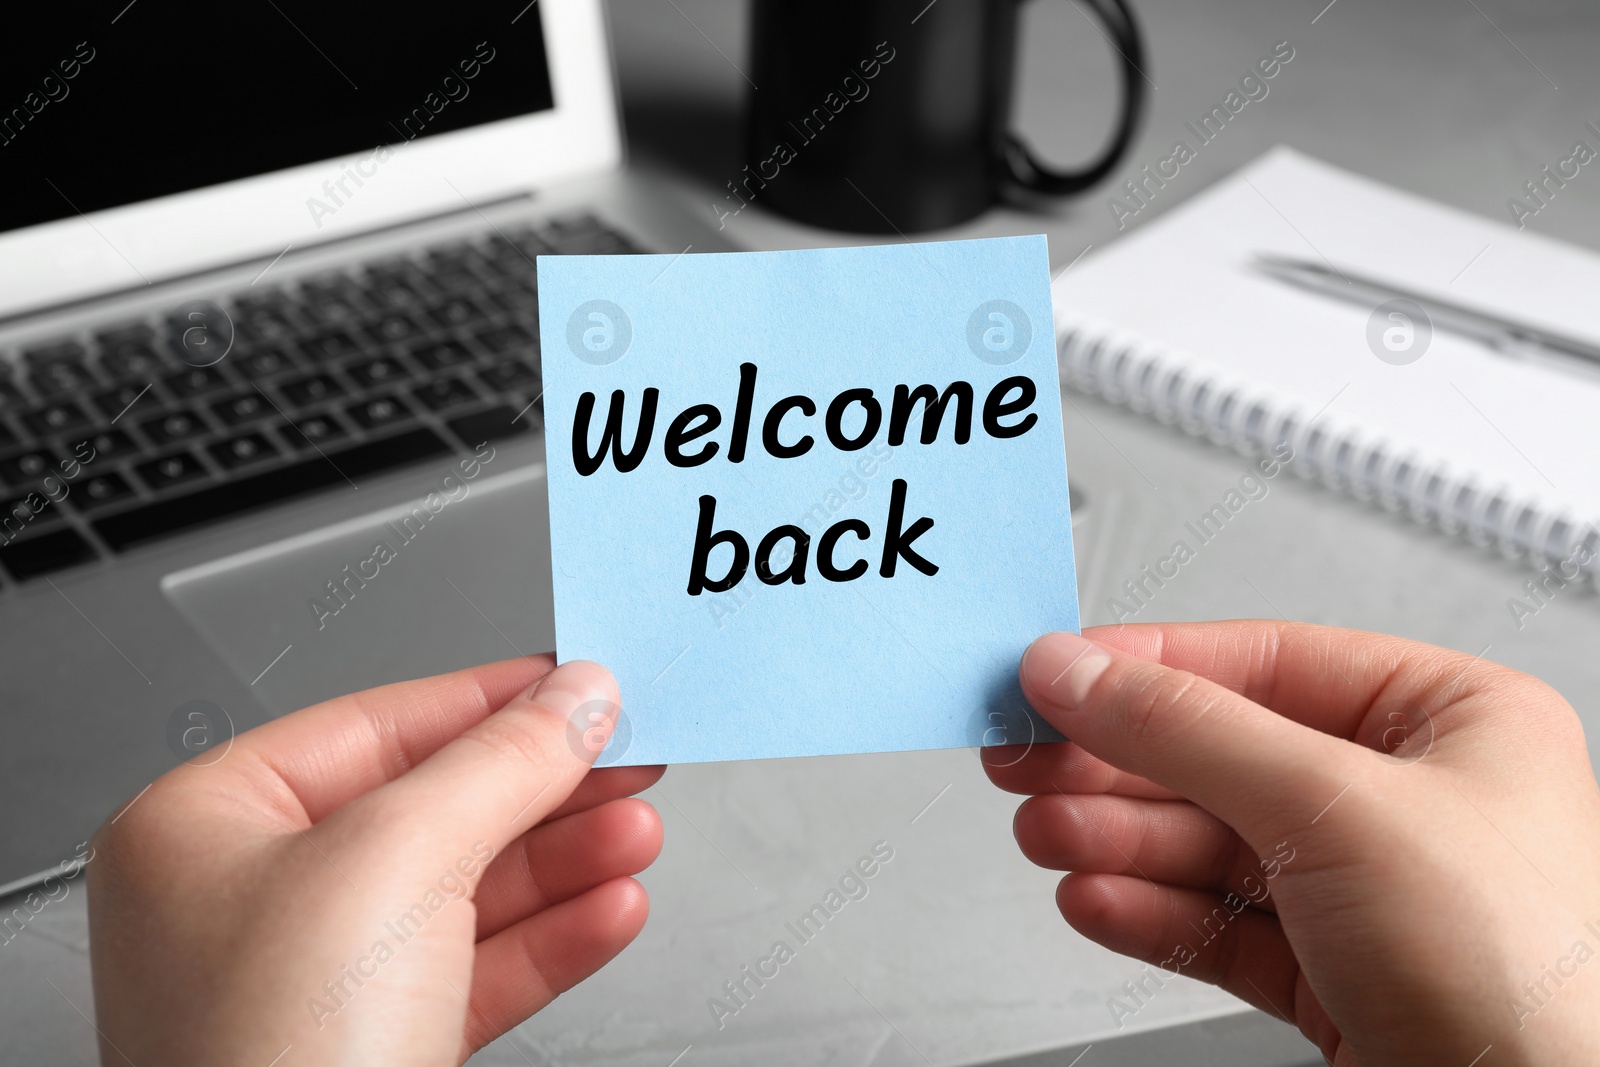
1001, 0, 1148, 195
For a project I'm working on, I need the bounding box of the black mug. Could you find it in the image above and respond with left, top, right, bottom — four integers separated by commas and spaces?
739, 0, 1146, 234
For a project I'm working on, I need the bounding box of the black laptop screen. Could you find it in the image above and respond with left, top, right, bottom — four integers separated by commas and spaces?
0, 2, 555, 234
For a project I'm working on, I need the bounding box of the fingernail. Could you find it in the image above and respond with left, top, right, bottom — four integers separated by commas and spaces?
1022, 632, 1112, 711
518, 660, 616, 725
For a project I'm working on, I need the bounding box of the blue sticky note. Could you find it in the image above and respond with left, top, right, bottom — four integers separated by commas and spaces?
537, 236, 1078, 766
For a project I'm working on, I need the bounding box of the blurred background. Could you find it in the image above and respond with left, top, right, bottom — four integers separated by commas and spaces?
615, 0, 1600, 252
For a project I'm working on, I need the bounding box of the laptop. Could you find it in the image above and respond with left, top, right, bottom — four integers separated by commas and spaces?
0, 0, 731, 892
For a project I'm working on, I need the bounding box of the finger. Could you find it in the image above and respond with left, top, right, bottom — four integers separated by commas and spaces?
982, 741, 1183, 800
545, 765, 666, 823
1057, 873, 1340, 1056
474, 798, 663, 941
1022, 631, 1362, 846
462, 876, 650, 1055
1086, 620, 1488, 747
1013, 794, 1277, 913
219, 655, 557, 824
326, 660, 622, 873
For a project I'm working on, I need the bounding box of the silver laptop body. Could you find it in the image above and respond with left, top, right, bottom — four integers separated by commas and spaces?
0, 0, 731, 892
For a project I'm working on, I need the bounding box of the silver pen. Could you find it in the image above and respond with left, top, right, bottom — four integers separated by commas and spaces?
1253, 253, 1600, 373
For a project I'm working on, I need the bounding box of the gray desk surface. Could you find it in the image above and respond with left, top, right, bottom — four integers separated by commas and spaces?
8, 1, 1599, 1064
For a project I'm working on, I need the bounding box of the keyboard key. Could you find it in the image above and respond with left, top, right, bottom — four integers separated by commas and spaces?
301, 330, 363, 362
92, 382, 155, 421
360, 270, 427, 310
426, 266, 481, 293
484, 285, 535, 316
543, 215, 640, 254
489, 279, 534, 313
0, 527, 96, 580
99, 341, 165, 379
71, 429, 137, 464
498, 275, 540, 298
22, 341, 88, 366
300, 279, 365, 325
232, 287, 291, 312
136, 450, 208, 491
232, 303, 298, 344
478, 359, 538, 392
458, 243, 505, 269
212, 390, 273, 425
29, 355, 98, 395
0, 491, 62, 529
422, 247, 482, 286
484, 232, 544, 268
368, 313, 424, 344
498, 226, 555, 258
94, 322, 154, 347
447, 405, 536, 447
480, 246, 537, 273
475, 322, 535, 355
278, 412, 348, 450
73, 472, 136, 510
412, 376, 477, 412
95, 428, 451, 550
428, 294, 488, 329
208, 432, 279, 469
237, 347, 296, 378
561, 233, 637, 255
426, 243, 477, 271
280, 374, 344, 407
411, 340, 471, 370
21, 401, 92, 437
163, 365, 230, 397
345, 394, 412, 431
483, 243, 528, 269
543, 212, 605, 232
345, 355, 409, 388
481, 255, 535, 281
167, 299, 235, 367
140, 408, 208, 446
0, 449, 60, 487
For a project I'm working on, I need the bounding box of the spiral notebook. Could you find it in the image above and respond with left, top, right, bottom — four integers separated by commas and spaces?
1053, 147, 1600, 580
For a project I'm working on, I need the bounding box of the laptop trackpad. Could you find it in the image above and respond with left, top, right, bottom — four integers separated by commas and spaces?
162, 465, 555, 716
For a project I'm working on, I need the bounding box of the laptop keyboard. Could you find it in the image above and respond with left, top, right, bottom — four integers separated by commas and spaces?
0, 213, 648, 585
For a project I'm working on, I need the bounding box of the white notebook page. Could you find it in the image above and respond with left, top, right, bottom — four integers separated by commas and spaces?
1053, 146, 1600, 527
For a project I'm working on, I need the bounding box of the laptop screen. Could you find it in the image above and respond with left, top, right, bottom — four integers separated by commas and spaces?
0, 3, 555, 235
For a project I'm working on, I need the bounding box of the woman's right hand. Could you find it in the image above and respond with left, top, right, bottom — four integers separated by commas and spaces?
986, 621, 1600, 1066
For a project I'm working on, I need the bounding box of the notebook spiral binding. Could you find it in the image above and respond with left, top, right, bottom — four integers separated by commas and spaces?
1056, 316, 1598, 591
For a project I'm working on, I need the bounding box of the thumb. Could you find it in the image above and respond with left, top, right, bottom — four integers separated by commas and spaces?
319, 659, 621, 882
1020, 631, 1363, 847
